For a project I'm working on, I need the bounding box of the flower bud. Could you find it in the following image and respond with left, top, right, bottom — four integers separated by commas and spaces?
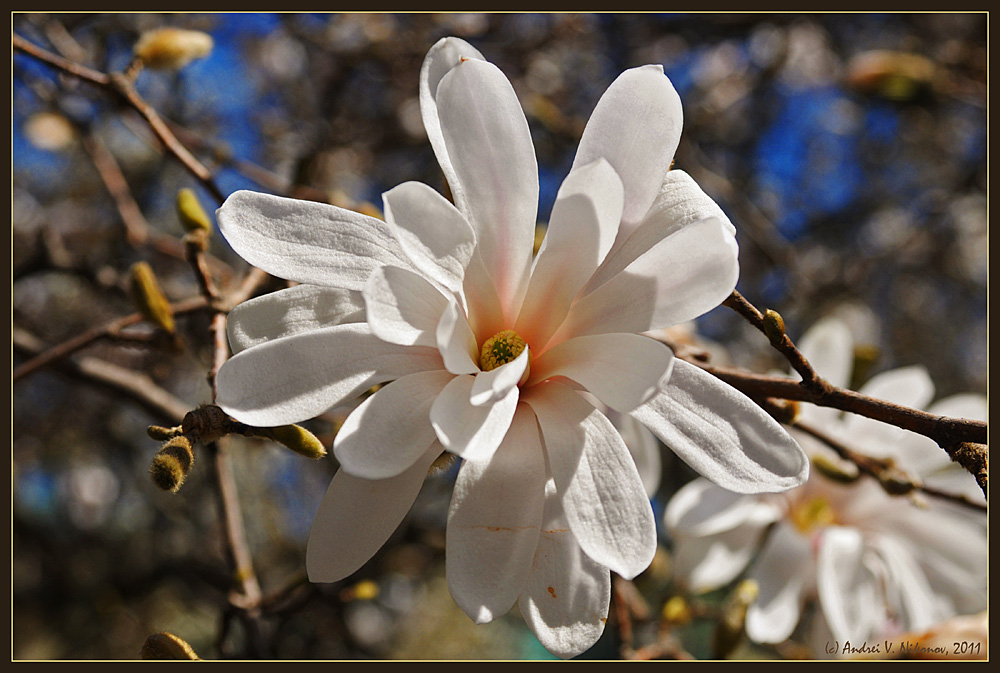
176, 188, 212, 233
140, 632, 200, 660
662, 595, 692, 626
150, 436, 195, 493
258, 424, 327, 459
134, 28, 213, 71
146, 424, 181, 441
130, 262, 175, 334
340, 579, 379, 602
763, 309, 785, 346
811, 452, 861, 483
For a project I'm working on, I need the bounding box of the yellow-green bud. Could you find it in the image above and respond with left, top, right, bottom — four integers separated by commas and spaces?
134, 28, 213, 70
146, 424, 181, 441
176, 188, 212, 233
880, 467, 918, 496
662, 595, 692, 626
259, 425, 327, 459
150, 436, 195, 493
341, 579, 379, 602
811, 452, 861, 484
140, 632, 201, 660
763, 309, 785, 346
130, 262, 175, 334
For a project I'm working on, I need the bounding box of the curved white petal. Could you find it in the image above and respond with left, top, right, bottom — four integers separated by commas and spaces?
529, 333, 674, 413
745, 523, 813, 644
419, 36, 486, 215
446, 407, 546, 624
334, 370, 455, 480
870, 536, 939, 633
217, 323, 442, 426
674, 526, 770, 594
518, 480, 611, 659
572, 65, 683, 236
364, 265, 448, 347
816, 526, 882, 645
632, 359, 810, 494
526, 382, 657, 580
306, 441, 442, 582
217, 190, 411, 290
429, 374, 518, 462
382, 181, 476, 296
615, 412, 662, 497
557, 217, 738, 339
436, 57, 537, 316
227, 284, 365, 355
516, 159, 624, 350
469, 347, 530, 406
583, 170, 734, 293
665, 478, 781, 537
435, 297, 480, 375
843, 366, 936, 458
797, 317, 854, 390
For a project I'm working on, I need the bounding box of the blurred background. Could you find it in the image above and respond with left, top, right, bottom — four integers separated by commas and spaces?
12, 13, 987, 660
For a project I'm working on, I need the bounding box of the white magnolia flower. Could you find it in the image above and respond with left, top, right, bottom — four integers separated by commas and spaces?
795, 317, 986, 504
215, 37, 808, 658
666, 318, 987, 655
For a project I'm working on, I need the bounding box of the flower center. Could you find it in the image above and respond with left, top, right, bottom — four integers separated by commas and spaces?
479, 329, 527, 372
789, 496, 836, 534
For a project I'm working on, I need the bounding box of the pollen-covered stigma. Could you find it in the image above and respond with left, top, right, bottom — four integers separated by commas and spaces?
480, 329, 530, 381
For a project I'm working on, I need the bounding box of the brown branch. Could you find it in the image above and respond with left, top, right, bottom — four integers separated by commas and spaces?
13, 295, 210, 382
13, 32, 225, 205
81, 130, 151, 246
13, 327, 190, 423
719, 291, 988, 487
791, 417, 987, 512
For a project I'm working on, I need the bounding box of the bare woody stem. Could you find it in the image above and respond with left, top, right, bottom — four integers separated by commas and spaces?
14, 33, 225, 205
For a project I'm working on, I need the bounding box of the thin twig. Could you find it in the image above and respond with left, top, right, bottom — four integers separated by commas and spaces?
13, 32, 225, 204
12, 295, 210, 382
792, 417, 987, 512
13, 327, 190, 422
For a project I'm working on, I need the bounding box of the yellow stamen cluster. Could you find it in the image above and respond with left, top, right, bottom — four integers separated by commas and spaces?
789, 496, 836, 534
479, 329, 527, 372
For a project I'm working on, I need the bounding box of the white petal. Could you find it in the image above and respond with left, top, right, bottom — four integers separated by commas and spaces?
572, 65, 683, 236
435, 297, 480, 375
844, 366, 935, 458
528, 333, 674, 413
745, 523, 813, 644
227, 285, 365, 355
419, 36, 486, 216
516, 159, 624, 350
616, 413, 662, 498
382, 181, 476, 295
334, 370, 455, 480
583, 170, 735, 293
816, 526, 882, 644
436, 58, 537, 315
557, 217, 738, 339
518, 480, 611, 659
869, 536, 938, 633
469, 347, 530, 406
306, 442, 441, 582
217, 323, 443, 426
797, 317, 854, 390
429, 374, 518, 462
665, 478, 781, 537
674, 527, 769, 594
632, 359, 810, 494
363, 265, 448, 347
446, 407, 546, 624
217, 190, 411, 290
526, 382, 657, 580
